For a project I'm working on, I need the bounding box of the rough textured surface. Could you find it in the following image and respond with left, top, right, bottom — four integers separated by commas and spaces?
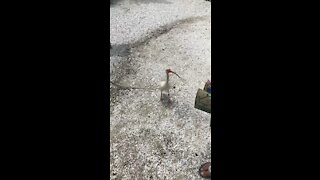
110, 0, 211, 179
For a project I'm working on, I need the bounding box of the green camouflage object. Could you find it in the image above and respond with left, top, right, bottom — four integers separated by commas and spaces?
195, 89, 211, 114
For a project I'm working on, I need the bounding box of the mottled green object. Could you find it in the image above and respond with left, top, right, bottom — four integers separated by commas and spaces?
204, 81, 211, 93
195, 89, 211, 114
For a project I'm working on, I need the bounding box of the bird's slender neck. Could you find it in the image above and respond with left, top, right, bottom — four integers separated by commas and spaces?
166, 73, 170, 83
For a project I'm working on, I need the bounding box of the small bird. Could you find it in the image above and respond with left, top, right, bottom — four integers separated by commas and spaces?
159, 69, 181, 100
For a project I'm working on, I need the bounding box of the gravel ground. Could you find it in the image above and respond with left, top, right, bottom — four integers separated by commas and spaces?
110, 0, 211, 179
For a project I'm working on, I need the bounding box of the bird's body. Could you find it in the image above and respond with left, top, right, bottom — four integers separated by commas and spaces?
159, 69, 180, 100
160, 81, 170, 92
160, 79, 170, 92
159, 73, 171, 100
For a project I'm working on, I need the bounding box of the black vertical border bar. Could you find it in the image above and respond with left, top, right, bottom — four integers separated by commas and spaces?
100, 1, 110, 180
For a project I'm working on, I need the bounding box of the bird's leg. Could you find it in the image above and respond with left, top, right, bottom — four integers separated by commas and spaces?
160, 91, 163, 100
167, 89, 173, 104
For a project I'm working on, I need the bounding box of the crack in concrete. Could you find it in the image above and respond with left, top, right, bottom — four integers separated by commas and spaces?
130, 16, 208, 50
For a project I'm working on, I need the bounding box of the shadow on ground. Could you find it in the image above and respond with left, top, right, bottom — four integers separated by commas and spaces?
160, 94, 177, 109
110, 0, 172, 6
110, 44, 131, 57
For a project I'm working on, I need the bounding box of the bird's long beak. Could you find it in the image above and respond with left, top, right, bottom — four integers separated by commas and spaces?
171, 71, 181, 78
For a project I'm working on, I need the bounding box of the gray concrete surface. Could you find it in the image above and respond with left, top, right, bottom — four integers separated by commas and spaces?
110, 0, 211, 179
